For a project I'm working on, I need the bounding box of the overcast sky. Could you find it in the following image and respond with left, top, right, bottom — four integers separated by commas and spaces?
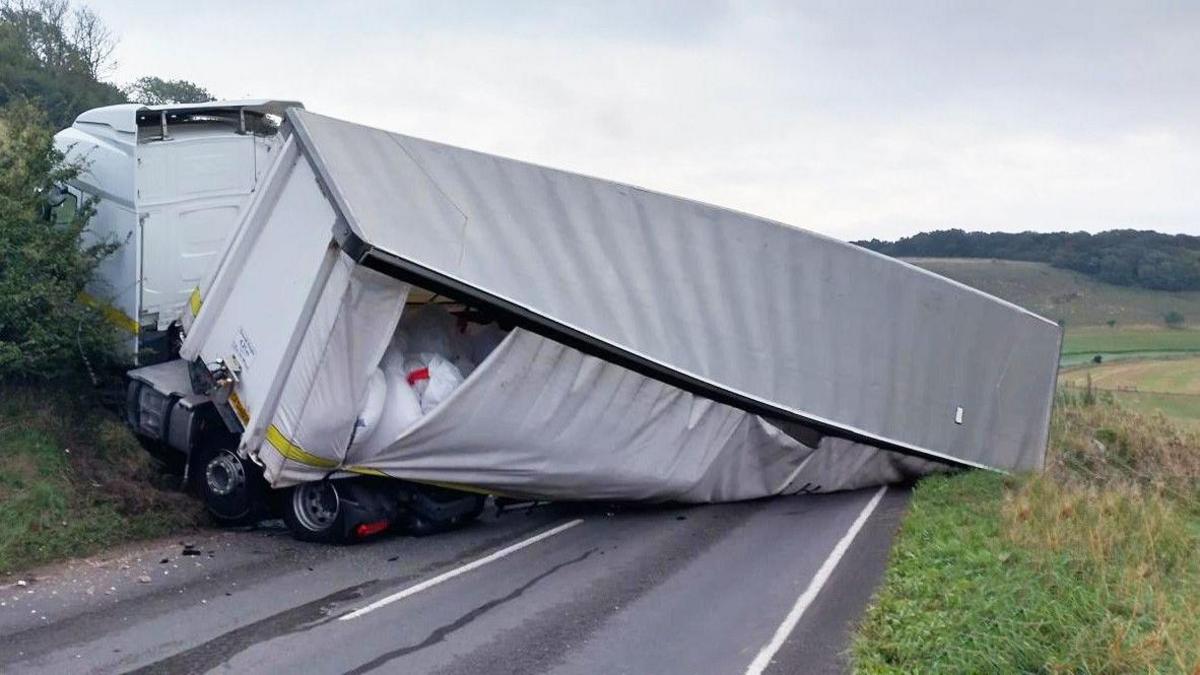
88, 0, 1198, 241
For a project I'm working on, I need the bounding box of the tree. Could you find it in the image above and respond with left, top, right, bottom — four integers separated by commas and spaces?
1164, 310, 1185, 329
1106, 319, 1116, 329
0, 0, 124, 127
0, 99, 120, 381
1, 0, 114, 77
124, 76, 214, 105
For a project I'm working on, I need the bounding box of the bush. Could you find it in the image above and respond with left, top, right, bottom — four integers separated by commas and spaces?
1164, 310, 1185, 329
0, 99, 120, 382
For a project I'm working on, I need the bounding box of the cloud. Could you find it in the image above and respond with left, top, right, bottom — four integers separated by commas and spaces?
89, 0, 1198, 240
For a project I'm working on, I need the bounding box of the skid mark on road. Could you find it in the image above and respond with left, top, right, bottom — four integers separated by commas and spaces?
344, 548, 598, 675
432, 502, 762, 675
340, 519, 585, 620
128, 578, 379, 675
120, 517, 572, 674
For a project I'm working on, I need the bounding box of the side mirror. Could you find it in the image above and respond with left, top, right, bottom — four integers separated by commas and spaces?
46, 183, 69, 207
43, 184, 78, 226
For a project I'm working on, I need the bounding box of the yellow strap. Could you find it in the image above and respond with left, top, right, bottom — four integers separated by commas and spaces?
271, 434, 500, 498
345, 467, 503, 497
79, 292, 140, 334
265, 425, 339, 469
228, 391, 251, 424
188, 287, 203, 316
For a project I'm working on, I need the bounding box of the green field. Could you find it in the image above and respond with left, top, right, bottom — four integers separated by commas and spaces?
1060, 357, 1200, 429
1104, 390, 1200, 430
1060, 356, 1200, 394
1061, 325, 1200, 356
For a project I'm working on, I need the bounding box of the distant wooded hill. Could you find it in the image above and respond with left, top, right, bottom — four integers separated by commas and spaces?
856, 229, 1200, 292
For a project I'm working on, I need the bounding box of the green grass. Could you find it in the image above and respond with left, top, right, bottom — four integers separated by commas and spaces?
854, 395, 1200, 673
908, 258, 1200, 329
1061, 326, 1200, 356
854, 472, 1104, 673
1106, 390, 1200, 431
1060, 350, 1200, 367
0, 385, 203, 575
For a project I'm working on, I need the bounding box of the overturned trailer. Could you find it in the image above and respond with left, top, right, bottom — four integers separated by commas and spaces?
129, 108, 1061, 541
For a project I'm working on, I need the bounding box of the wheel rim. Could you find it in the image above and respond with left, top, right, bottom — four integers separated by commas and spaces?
293, 482, 340, 532
206, 450, 245, 497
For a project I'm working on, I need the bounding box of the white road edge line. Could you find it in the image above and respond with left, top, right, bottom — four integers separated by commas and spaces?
744, 485, 888, 675
339, 518, 585, 621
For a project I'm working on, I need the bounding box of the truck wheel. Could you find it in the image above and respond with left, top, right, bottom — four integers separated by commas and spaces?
284, 481, 346, 543
200, 449, 258, 524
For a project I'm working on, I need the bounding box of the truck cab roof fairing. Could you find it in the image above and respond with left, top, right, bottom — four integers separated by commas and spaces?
286, 108, 1062, 474
74, 100, 304, 133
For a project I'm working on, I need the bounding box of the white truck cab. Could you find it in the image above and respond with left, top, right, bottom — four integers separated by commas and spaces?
54, 99, 302, 362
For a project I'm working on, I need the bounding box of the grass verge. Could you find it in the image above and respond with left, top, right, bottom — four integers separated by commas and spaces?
853, 393, 1200, 673
0, 384, 203, 576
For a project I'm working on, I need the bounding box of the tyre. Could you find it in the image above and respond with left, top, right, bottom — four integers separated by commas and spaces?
198, 448, 260, 525
284, 481, 347, 543
460, 494, 487, 522
402, 492, 486, 536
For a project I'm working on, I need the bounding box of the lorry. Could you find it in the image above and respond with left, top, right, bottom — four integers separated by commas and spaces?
54, 102, 1062, 544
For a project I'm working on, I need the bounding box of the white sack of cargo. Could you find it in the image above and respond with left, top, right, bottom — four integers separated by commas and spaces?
180, 108, 1061, 500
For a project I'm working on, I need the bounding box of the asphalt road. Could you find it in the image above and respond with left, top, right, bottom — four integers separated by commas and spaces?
0, 486, 908, 675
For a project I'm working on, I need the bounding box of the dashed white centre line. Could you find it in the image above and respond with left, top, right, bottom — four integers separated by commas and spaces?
744, 485, 888, 675
339, 518, 585, 621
